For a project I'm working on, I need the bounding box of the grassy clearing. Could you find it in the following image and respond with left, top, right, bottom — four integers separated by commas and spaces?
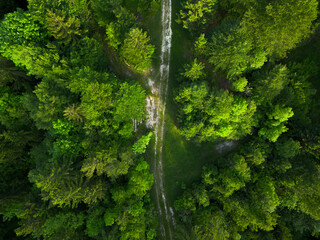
161, 0, 236, 206
163, 115, 218, 203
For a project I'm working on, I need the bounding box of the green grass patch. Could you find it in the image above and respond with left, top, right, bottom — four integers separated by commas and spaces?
162, 0, 236, 206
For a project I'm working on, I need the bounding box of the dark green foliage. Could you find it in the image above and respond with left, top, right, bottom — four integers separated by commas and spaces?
69, 37, 107, 71
86, 206, 105, 237
0, 0, 28, 19
36, 212, 86, 239
241, 0, 318, 58
1, 0, 320, 239
193, 208, 232, 240
0, 1, 155, 239
209, 18, 267, 78
174, 2, 320, 237
251, 64, 289, 105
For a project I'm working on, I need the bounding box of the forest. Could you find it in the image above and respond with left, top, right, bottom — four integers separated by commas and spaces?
0, 0, 320, 240
0, 0, 158, 239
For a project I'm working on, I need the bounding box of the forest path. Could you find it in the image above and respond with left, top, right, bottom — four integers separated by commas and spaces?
150, 0, 174, 238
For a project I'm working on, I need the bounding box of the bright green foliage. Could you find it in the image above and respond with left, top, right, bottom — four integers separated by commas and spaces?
201, 165, 218, 185
30, 165, 108, 208
259, 105, 294, 142
106, 7, 137, 49
63, 104, 83, 122
121, 28, 155, 72
80, 81, 114, 132
175, 82, 257, 141
175, 81, 209, 116
110, 160, 153, 203
106, 22, 123, 49
28, 0, 91, 24
67, 67, 109, 94
1, 0, 319, 238
173, 1, 319, 239
14, 202, 46, 237
178, 0, 217, 30
50, 119, 82, 158
174, 139, 301, 236
209, 18, 267, 78
68, 68, 146, 138
132, 132, 153, 154
114, 82, 146, 123
174, 185, 209, 212
0, 1, 154, 239
3, 44, 68, 79
127, 160, 154, 198
241, 0, 318, 58
81, 151, 113, 179
106, 160, 153, 239
194, 34, 209, 57
232, 77, 247, 92
193, 186, 210, 207
182, 59, 206, 81
0, 9, 46, 54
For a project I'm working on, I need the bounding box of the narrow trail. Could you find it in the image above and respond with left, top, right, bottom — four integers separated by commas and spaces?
146, 0, 174, 239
